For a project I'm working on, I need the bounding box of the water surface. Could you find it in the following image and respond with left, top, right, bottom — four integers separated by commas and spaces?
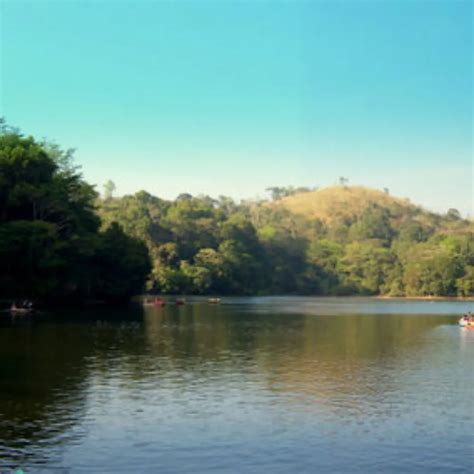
0, 298, 472, 473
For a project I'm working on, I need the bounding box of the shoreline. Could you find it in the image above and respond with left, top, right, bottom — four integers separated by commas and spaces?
373, 295, 474, 301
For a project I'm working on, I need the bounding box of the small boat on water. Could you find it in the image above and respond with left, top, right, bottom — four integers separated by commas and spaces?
459, 313, 474, 328
143, 297, 166, 307
10, 307, 34, 315
175, 298, 186, 306
208, 298, 221, 304
9, 300, 34, 315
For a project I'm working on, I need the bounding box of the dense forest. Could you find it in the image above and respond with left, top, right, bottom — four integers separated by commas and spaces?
1, 123, 472, 301
98, 186, 473, 297
0, 122, 150, 303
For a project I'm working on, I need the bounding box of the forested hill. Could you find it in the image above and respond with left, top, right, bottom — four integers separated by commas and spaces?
98, 186, 473, 297
1, 122, 472, 300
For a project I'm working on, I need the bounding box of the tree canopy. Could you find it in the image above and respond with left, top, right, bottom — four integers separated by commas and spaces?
0, 125, 150, 303
1, 122, 472, 300
98, 186, 473, 297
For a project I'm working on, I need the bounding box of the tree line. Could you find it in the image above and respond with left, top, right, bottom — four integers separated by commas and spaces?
98, 186, 473, 297
1, 122, 472, 302
0, 122, 150, 303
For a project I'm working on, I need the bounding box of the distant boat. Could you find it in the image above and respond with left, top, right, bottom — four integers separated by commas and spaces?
175, 298, 186, 306
208, 298, 221, 304
459, 315, 474, 328
143, 297, 166, 307
10, 307, 34, 315
9, 301, 34, 315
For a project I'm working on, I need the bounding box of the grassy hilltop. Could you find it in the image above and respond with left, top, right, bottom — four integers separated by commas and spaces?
272, 186, 415, 223
269, 185, 470, 237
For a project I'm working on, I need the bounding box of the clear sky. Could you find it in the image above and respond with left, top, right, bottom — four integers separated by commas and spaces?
1, 0, 472, 215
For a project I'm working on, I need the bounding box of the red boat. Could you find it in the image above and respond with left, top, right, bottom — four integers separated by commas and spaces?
143, 297, 166, 307
153, 298, 166, 307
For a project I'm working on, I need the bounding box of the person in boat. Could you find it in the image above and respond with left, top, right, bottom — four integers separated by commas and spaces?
154, 297, 165, 305
22, 300, 33, 309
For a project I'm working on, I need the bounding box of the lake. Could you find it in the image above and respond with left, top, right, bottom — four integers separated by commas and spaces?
0, 297, 472, 473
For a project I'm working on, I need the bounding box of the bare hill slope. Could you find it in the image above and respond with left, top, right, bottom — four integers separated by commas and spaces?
271, 186, 420, 224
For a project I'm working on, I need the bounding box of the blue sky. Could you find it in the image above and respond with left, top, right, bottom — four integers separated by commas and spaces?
1, 0, 472, 215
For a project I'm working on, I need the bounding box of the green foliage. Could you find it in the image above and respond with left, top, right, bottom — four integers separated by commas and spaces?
456, 266, 474, 296
397, 221, 432, 242
3, 122, 471, 299
94, 223, 151, 302
306, 239, 343, 294
339, 241, 394, 294
0, 220, 64, 297
399, 237, 467, 296
0, 125, 151, 303
266, 186, 315, 201
96, 181, 473, 297
446, 208, 461, 220
349, 204, 394, 243
103, 180, 116, 200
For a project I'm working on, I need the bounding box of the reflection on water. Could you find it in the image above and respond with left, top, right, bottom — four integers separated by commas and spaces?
0, 298, 472, 473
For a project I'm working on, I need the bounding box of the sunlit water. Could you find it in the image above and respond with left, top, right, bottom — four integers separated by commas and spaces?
0, 297, 472, 473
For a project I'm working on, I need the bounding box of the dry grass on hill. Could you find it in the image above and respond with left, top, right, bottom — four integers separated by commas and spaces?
271, 186, 417, 223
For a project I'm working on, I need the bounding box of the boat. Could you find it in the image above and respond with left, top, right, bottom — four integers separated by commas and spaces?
208, 298, 221, 304
459, 314, 474, 328
175, 298, 186, 306
9, 302, 34, 315
143, 297, 166, 307
10, 307, 34, 315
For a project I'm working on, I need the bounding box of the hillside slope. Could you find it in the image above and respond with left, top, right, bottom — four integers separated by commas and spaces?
97, 185, 473, 297
270, 186, 419, 224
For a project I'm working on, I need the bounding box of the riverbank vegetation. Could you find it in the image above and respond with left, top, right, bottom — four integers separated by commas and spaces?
98, 182, 473, 298
1, 122, 472, 301
0, 122, 150, 303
